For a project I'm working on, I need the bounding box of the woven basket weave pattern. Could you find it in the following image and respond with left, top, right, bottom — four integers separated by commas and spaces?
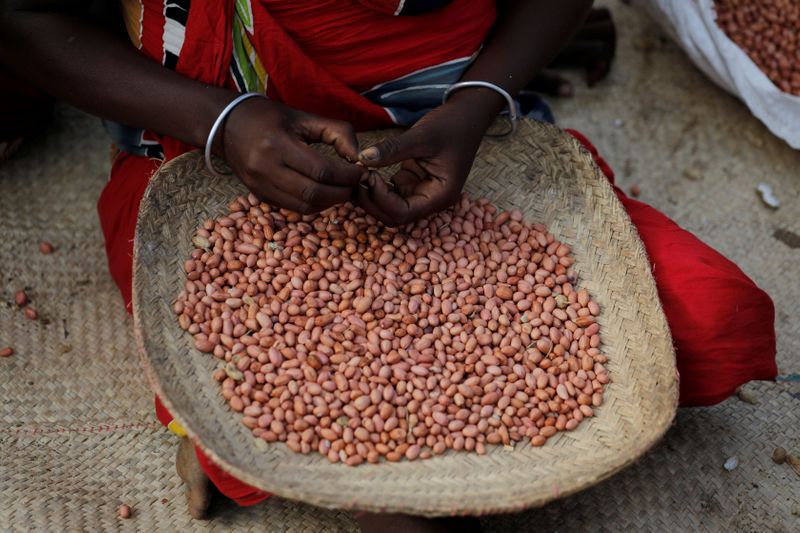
132, 119, 678, 516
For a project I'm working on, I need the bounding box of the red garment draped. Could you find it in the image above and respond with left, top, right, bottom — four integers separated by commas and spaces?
565, 130, 776, 407
98, 1, 776, 507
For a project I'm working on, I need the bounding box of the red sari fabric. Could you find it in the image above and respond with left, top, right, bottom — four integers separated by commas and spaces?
565, 130, 776, 406
98, 1, 776, 508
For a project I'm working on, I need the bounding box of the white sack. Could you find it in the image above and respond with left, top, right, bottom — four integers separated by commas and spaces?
641, 0, 800, 149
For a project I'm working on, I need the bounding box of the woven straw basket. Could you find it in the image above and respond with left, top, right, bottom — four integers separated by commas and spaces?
133, 119, 678, 516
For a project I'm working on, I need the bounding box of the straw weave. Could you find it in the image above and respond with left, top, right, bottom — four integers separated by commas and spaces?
132, 119, 679, 516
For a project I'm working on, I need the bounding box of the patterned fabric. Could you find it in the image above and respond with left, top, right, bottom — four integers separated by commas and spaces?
362, 56, 476, 125
102, 119, 164, 159
230, 0, 267, 94
356, 0, 453, 16
162, 0, 191, 70
361, 56, 553, 126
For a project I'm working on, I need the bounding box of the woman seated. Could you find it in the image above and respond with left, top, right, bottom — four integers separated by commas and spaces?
0, 1, 776, 530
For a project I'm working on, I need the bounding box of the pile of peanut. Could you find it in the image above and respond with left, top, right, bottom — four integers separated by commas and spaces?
174, 193, 607, 465
714, 0, 800, 96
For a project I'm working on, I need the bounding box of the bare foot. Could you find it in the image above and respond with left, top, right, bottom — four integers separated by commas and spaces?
354, 512, 483, 533
546, 6, 617, 87
175, 438, 212, 520
528, 71, 574, 97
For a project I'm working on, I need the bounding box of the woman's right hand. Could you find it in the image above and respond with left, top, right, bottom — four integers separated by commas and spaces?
220, 97, 364, 214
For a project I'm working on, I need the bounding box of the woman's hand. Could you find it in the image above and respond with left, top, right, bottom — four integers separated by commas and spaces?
353, 0, 592, 226
221, 98, 363, 214
355, 93, 493, 226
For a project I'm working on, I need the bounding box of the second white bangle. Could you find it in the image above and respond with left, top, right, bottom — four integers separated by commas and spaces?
442, 81, 518, 136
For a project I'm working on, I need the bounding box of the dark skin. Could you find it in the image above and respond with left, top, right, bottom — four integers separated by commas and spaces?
1, 0, 591, 528
356, 0, 593, 226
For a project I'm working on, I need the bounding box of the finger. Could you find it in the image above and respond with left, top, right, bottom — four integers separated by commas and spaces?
283, 141, 363, 186
355, 177, 402, 226
357, 172, 436, 226
358, 129, 429, 168
246, 176, 313, 215
391, 166, 425, 197
273, 165, 353, 212
296, 114, 360, 161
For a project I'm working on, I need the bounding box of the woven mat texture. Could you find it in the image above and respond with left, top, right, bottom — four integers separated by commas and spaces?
1, 0, 799, 529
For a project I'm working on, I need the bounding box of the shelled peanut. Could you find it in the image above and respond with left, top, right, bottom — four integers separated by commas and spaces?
174, 193, 607, 465
714, 0, 800, 95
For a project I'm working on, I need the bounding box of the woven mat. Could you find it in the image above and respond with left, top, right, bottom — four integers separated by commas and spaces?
2, 0, 799, 526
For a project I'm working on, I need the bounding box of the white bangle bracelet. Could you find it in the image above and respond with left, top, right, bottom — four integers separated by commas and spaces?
442, 81, 518, 136
204, 92, 265, 178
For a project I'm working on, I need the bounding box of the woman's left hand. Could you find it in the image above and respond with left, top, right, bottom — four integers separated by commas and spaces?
355, 95, 496, 226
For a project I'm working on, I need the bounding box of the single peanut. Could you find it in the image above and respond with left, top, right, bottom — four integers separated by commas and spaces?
15, 290, 28, 307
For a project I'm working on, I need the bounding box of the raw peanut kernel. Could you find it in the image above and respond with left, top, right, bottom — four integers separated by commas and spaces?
14, 290, 28, 307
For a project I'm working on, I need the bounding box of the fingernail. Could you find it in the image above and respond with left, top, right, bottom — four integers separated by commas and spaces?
359, 171, 370, 190
359, 147, 379, 162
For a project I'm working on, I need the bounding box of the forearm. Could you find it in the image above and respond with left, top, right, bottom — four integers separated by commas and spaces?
0, 2, 234, 148
448, 0, 593, 125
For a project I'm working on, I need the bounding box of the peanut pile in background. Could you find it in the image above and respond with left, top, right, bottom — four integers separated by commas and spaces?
714, 0, 800, 96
